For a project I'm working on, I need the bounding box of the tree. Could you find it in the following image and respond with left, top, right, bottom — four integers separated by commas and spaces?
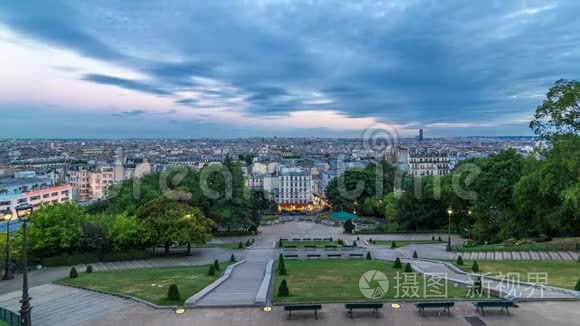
69, 267, 78, 279
343, 219, 355, 233
278, 279, 289, 297
238, 242, 243, 249
279, 260, 287, 275
456, 255, 464, 266
168, 284, 180, 301
86, 265, 93, 273
393, 257, 402, 269
472, 261, 480, 273
108, 213, 143, 252
208, 264, 216, 276
391, 241, 397, 249
366, 252, 372, 260
404, 263, 413, 273
412, 251, 418, 258
136, 196, 213, 255
530, 79, 580, 139
230, 254, 236, 263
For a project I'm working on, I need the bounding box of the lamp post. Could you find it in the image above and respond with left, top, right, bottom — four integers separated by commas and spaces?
446, 206, 453, 252
1, 209, 13, 280
16, 204, 33, 326
467, 208, 472, 239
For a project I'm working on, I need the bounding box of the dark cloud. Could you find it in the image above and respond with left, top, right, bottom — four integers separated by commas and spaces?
82, 74, 171, 96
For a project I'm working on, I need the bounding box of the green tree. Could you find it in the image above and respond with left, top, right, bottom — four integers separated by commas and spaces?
366, 252, 372, 260
472, 261, 480, 273
412, 251, 418, 258
213, 259, 220, 271
393, 257, 402, 269
168, 284, 180, 301
279, 260, 287, 275
404, 263, 413, 273
278, 279, 289, 297
343, 219, 355, 233
208, 264, 215, 276
456, 255, 464, 266
230, 254, 236, 262
69, 267, 78, 279
530, 79, 580, 139
108, 213, 143, 252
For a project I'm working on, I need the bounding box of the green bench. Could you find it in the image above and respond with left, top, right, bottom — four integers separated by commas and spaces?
345, 303, 383, 318
284, 304, 322, 320
349, 253, 364, 258
415, 301, 455, 316
473, 301, 514, 316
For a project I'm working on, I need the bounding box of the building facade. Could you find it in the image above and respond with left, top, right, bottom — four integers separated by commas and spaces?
0, 174, 72, 217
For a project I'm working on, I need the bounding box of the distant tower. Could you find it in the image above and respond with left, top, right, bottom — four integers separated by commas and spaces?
0, 151, 9, 175
418, 129, 424, 142
113, 147, 125, 182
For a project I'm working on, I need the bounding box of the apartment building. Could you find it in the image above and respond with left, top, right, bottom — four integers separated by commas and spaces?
0, 174, 71, 216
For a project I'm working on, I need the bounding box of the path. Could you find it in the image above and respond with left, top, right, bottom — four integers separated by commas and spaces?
0, 284, 151, 325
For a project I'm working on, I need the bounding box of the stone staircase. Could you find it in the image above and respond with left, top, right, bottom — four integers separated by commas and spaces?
459, 251, 579, 261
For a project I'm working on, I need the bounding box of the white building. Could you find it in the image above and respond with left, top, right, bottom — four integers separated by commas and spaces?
278, 167, 313, 211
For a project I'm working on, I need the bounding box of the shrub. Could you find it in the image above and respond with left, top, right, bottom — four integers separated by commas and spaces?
404, 263, 413, 273
168, 284, 180, 301
85, 265, 93, 273
208, 264, 216, 276
472, 261, 480, 273
245, 240, 252, 247
575, 278, 580, 291
369, 238, 373, 244
278, 253, 285, 265
412, 251, 418, 258
69, 267, 78, 279
357, 236, 360, 241
456, 255, 464, 266
393, 257, 402, 269
352, 240, 357, 247
391, 241, 397, 249
213, 259, 220, 271
278, 279, 289, 297
366, 252, 372, 260
279, 239, 284, 247
238, 242, 243, 249
279, 261, 287, 275
230, 254, 236, 263
438, 236, 442, 242
432, 236, 435, 241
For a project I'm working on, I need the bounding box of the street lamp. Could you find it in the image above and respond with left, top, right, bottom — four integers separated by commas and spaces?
16, 203, 33, 326
0, 209, 13, 280
467, 208, 473, 239
446, 206, 453, 251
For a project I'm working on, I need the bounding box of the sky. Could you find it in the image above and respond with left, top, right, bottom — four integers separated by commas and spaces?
0, 0, 579, 139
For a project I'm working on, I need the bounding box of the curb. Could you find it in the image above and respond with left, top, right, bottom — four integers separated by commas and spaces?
184, 260, 246, 306
255, 260, 274, 305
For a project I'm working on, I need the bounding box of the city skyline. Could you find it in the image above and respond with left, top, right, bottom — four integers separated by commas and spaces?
1, 1, 579, 138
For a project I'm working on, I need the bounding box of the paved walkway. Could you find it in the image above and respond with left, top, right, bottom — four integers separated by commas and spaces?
82, 301, 580, 326
0, 284, 151, 325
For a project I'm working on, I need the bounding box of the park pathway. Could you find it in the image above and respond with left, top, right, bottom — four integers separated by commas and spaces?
0, 284, 151, 326
192, 249, 275, 307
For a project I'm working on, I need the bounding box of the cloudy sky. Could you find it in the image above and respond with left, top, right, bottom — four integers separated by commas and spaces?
1, 0, 579, 138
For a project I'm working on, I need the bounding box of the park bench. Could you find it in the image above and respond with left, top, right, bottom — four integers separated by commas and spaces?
303, 238, 312, 240
313, 238, 322, 240
345, 303, 383, 318
284, 254, 299, 259
292, 238, 301, 241
324, 245, 338, 250
284, 304, 322, 320
304, 245, 316, 248
324, 238, 332, 241
349, 253, 364, 258
327, 254, 341, 258
473, 301, 514, 316
284, 245, 297, 248
280, 238, 288, 241
415, 301, 455, 316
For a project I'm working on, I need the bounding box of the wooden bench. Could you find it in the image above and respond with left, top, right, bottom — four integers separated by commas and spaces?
473, 301, 514, 316
327, 254, 342, 258
345, 303, 383, 318
307, 254, 321, 258
284, 245, 297, 248
284, 254, 299, 259
349, 253, 364, 258
284, 304, 322, 320
415, 301, 455, 316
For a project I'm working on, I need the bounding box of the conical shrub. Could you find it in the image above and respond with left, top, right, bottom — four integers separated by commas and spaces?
412, 251, 418, 258
85, 265, 93, 273
168, 284, 180, 301
366, 252, 372, 260
404, 263, 413, 273
230, 254, 236, 262
279, 261, 287, 275
208, 264, 216, 276
472, 261, 480, 273
393, 257, 402, 269
457, 255, 464, 266
69, 267, 78, 279
391, 241, 397, 249
278, 279, 289, 297
238, 242, 243, 249
213, 259, 220, 271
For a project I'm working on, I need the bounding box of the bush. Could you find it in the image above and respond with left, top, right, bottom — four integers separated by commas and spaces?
357, 236, 360, 241
352, 240, 357, 247
393, 257, 402, 269
404, 263, 413, 273
69, 267, 78, 279
366, 252, 372, 260
213, 259, 220, 271
85, 265, 93, 273
369, 238, 373, 244
245, 240, 252, 247
438, 236, 442, 242
278, 279, 289, 297
456, 255, 464, 266
412, 251, 418, 258
575, 278, 580, 291
278, 254, 285, 267
168, 284, 180, 301
432, 236, 435, 241
238, 242, 243, 249
279, 239, 283, 247
472, 261, 480, 273
279, 261, 287, 275
208, 264, 216, 276
391, 241, 397, 249
230, 254, 236, 263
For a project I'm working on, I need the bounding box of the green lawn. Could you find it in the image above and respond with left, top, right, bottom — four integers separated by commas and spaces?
0, 321, 9, 326
459, 237, 580, 252
374, 240, 441, 248
281, 241, 341, 248
57, 263, 229, 305
273, 260, 475, 303
452, 260, 580, 290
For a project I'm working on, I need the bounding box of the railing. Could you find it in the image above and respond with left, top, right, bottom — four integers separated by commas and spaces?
0, 306, 20, 326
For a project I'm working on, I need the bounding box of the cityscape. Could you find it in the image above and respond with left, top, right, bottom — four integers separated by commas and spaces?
0, 1, 579, 326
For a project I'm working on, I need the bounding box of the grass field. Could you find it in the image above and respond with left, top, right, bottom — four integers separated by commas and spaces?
452, 260, 580, 290
57, 263, 229, 305
459, 237, 580, 252
273, 260, 475, 303
374, 240, 441, 248
281, 241, 341, 248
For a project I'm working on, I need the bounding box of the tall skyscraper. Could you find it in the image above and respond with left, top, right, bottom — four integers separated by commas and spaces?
418, 129, 424, 142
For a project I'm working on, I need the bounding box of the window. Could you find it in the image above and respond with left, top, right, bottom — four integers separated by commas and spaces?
30, 196, 41, 201
43, 194, 50, 198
